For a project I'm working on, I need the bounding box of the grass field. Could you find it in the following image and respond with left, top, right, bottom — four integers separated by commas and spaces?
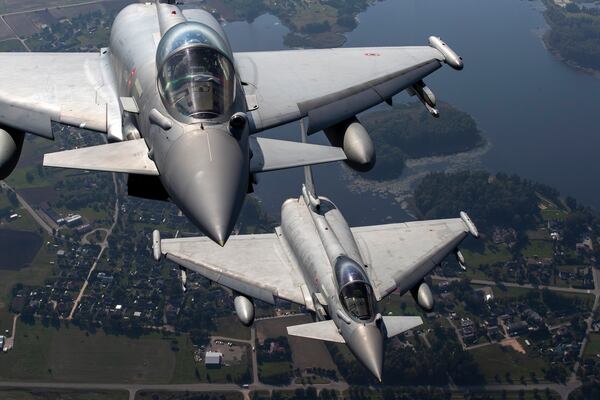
0, 323, 202, 384
0, 389, 128, 400
491, 286, 535, 299
462, 244, 512, 267
284, 315, 338, 373
136, 392, 243, 400
471, 344, 549, 384
522, 240, 554, 259
0, 236, 56, 334
449, 390, 559, 400
584, 333, 600, 357
213, 316, 251, 341
0, 39, 25, 51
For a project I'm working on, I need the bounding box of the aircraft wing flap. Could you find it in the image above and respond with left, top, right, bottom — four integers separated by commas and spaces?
352, 218, 470, 300
249, 137, 347, 173
235, 46, 444, 134
161, 233, 307, 305
43, 139, 159, 176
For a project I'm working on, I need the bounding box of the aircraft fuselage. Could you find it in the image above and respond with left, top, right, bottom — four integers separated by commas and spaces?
280, 194, 385, 380
109, 3, 250, 245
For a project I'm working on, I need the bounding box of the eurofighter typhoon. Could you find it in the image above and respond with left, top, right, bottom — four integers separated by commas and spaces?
154, 142, 479, 381
0, 0, 463, 245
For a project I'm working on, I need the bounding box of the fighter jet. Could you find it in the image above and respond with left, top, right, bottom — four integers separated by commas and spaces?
0, 1, 463, 245
153, 131, 479, 381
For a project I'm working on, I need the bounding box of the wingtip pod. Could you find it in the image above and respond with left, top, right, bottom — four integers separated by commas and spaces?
429, 36, 463, 70
460, 211, 479, 238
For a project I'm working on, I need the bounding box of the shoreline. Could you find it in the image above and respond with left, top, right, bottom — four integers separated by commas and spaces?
342, 138, 492, 217
537, 0, 600, 78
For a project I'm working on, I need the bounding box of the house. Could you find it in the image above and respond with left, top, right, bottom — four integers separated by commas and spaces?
506, 321, 529, 336
205, 351, 222, 367
476, 286, 494, 302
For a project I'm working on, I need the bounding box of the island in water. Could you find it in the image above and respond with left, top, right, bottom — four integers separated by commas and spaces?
197, 0, 377, 48
358, 102, 485, 181
543, 0, 600, 73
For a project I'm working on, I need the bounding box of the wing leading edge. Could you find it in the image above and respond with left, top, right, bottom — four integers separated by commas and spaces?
236, 45, 447, 134
160, 232, 307, 306
352, 217, 475, 301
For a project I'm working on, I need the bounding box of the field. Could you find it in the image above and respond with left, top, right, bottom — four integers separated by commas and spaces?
470, 344, 549, 384
136, 392, 243, 400
255, 316, 309, 342
462, 243, 512, 267
0, 38, 25, 51
584, 333, 600, 357
0, 229, 42, 270
522, 240, 554, 259
0, 323, 202, 384
0, 389, 128, 400
0, 232, 56, 335
213, 316, 251, 341
0, 0, 113, 15
450, 391, 559, 400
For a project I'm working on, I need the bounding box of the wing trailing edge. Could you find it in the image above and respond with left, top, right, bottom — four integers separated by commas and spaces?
43, 139, 159, 176
249, 137, 347, 173
287, 320, 346, 343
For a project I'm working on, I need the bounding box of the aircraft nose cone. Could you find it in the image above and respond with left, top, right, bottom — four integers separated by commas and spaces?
161, 129, 249, 246
346, 324, 384, 382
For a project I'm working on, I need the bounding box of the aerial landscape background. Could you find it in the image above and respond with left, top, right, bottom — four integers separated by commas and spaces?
1, 0, 600, 399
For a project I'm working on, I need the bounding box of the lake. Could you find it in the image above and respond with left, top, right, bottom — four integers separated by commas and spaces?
223, 0, 600, 223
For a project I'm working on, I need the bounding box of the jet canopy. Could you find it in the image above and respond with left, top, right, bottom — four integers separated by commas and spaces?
335, 256, 375, 321
156, 22, 235, 122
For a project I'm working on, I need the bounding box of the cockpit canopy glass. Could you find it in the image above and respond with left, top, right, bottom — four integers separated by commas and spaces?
335, 256, 374, 321
156, 23, 235, 121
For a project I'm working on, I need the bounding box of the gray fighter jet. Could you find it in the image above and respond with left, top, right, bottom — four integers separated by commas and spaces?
153, 132, 479, 381
0, 1, 463, 245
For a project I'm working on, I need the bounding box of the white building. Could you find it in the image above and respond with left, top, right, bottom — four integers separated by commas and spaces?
205, 351, 223, 367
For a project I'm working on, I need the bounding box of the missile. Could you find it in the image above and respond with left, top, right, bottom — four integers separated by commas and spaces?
410, 281, 434, 312
407, 81, 439, 118
455, 249, 466, 270
234, 295, 255, 326
180, 267, 188, 292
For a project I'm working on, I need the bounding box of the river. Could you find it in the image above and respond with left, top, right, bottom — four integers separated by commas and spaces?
223, 0, 600, 223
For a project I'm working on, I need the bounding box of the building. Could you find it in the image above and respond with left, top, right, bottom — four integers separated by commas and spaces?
205, 351, 223, 367
506, 321, 529, 336
476, 286, 494, 302
64, 214, 83, 227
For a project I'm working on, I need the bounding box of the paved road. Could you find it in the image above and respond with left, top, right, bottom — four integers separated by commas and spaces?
0, 182, 53, 235
1, 380, 583, 400
81, 228, 109, 245
68, 174, 119, 320
432, 275, 595, 295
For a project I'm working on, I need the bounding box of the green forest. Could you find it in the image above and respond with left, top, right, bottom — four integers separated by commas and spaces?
360, 102, 484, 181
544, 0, 600, 70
